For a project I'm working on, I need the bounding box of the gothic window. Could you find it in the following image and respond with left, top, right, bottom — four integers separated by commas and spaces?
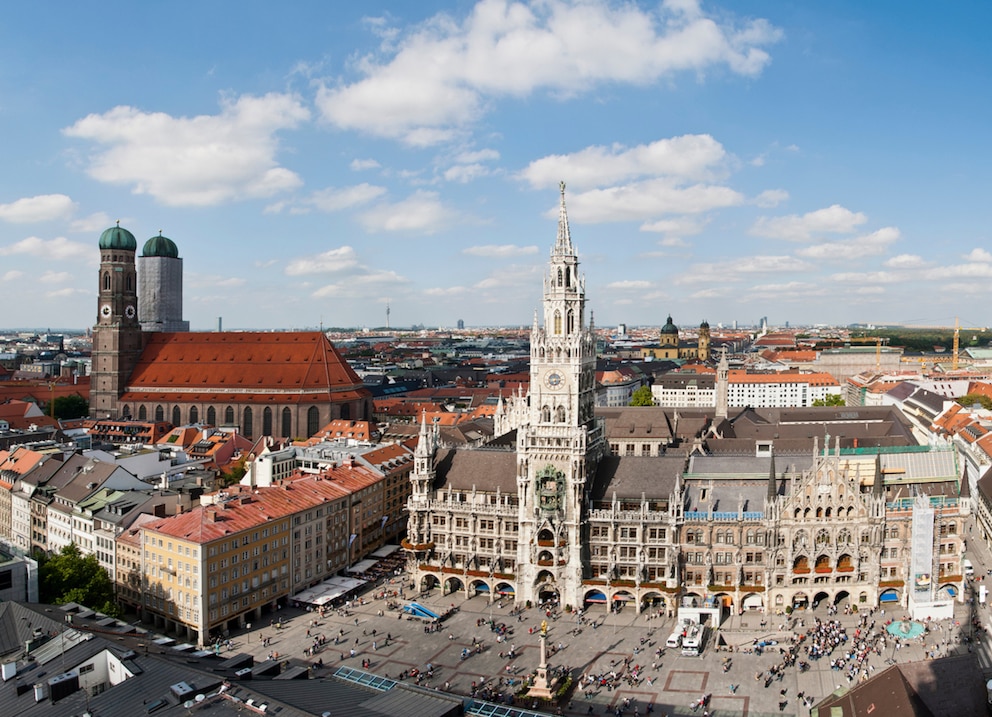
171, 406, 181, 426
556, 405, 566, 423
225, 406, 235, 424
138, 405, 147, 420
539, 347, 545, 359
541, 406, 551, 422
263, 407, 273, 436
793, 530, 808, 549
554, 310, 562, 335
207, 406, 216, 425
121, 404, 131, 418
282, 407, 292, 438
126, 274, 133, 291
155, 405, 164, 421
557, 268, 563, 286
103, 273, 110, 291
565, 267, 571, 287
189, 406, 198, 424
837, 528, 852, 545
243, 407, 253, 437
825, 506, 832, 518
307, 406, 320, 436
815, 529, 830, 546
567, 309, 574, 334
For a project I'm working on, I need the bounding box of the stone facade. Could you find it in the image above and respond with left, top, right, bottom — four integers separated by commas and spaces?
404, 188, 966, 617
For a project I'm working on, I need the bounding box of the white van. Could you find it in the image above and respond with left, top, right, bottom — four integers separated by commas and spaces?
964, 559, 975, 577
666, 631, 682, 649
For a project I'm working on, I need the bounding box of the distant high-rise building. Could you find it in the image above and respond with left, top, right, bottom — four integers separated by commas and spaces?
457, 319, 465, 330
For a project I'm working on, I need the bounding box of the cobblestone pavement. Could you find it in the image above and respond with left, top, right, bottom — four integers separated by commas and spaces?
217, 574, 980, 717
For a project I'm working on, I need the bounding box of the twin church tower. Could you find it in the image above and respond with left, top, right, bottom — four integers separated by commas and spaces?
90, 225, 188, 417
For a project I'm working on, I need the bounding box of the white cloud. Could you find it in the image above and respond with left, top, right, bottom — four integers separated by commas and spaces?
39, 270, 70, 284
0, 235, 92, 261
829, 271, 902, 284
640, 216, 708, 238
753, 189, 788, 208
884, 254, 926, 269
751, 204, 867, 241
312, 269, 409, 298
63, 93, 310, 206
2, 270, 24, 281
358, 190, 454, 233
316, 0, 780, 144
309, 184, 387, 213
70, 212, 114, 233
675, 255, 812, 285
922, 263, 992, 280
521, 135, 730, 190
216, 277, 247, 288
0, 194, 76, 223
424, 286, 470, 297
350, 158, 381, 171
463, 244, 538, 258
456, 148, 500, 164
795, 227, 900, 260
45, 287, 90, 299
444, 163, 490, 183
606, 280, 651, 290
285, 246, 360, 276
564, 178, 744, 223
964, 248, 992, 262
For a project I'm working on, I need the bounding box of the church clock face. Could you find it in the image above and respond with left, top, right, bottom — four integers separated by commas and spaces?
544, 371, 563, 389
125, 304, 136, 319
100, 304, 112, 318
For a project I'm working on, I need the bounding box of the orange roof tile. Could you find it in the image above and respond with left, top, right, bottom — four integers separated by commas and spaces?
122, 332, 368, 404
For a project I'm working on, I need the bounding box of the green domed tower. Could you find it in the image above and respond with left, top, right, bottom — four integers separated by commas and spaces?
660, 315, 679, 348
92, 222, 143, 418
138, 232, 188, 332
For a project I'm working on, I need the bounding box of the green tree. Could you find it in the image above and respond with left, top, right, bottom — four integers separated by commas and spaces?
51, 394, 89, 419
629, 385, 655, 406
812, 394, 846, 407
38, 543, 119, 616
957, 393, 992, 410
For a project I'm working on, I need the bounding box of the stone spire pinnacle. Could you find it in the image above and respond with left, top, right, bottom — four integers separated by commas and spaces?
767, 447, 777, 501
555, 180, 573, 255
873, 452, 884, 496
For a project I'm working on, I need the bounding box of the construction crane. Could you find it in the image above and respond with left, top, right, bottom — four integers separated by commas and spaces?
844, 336, 888, 371
953, 317, 988, 371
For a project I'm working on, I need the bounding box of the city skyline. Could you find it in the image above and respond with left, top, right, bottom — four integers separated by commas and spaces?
1, 1, 990, 331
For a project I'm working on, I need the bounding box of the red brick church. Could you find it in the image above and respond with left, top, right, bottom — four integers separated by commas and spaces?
90, 225, 370, 438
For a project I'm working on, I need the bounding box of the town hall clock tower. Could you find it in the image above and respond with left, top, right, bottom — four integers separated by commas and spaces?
516, 182, 605, 606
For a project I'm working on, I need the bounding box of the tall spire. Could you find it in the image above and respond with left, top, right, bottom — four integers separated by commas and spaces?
767, 448, 777, 501
555, 180, 573, 254
873, 452, 884, 496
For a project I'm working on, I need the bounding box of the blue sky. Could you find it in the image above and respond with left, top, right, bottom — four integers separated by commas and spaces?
1, 0, 990, 331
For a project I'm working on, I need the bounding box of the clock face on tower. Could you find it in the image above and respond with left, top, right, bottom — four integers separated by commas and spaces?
544, 371, 563, 388
100, 304, 112, 318
125, 304, 136, 319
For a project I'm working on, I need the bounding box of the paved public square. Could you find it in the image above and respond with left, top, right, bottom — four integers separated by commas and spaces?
210, 570, 987, 717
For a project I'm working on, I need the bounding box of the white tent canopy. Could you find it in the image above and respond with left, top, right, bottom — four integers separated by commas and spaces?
371, 544, 400, 558
346, 559, 378, 575
292, 575, 367, 605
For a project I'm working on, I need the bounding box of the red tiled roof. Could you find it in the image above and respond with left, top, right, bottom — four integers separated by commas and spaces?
145, 463, 380, 543
121, 332, 368, 404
